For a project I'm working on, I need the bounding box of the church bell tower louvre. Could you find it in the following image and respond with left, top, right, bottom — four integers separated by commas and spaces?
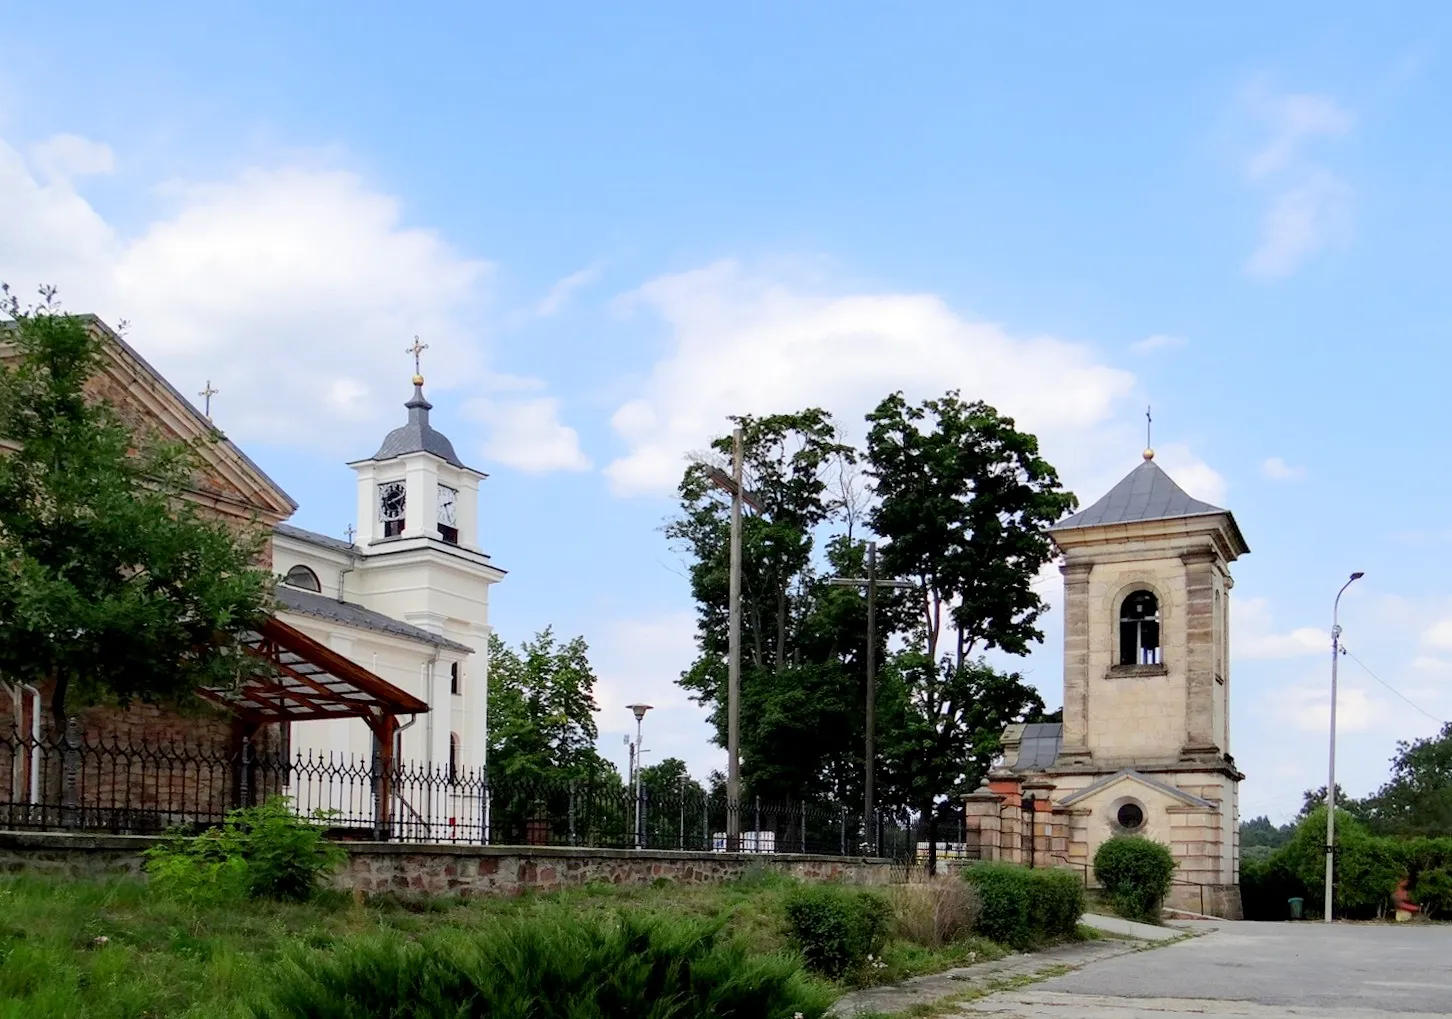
962, 443, 1250, 919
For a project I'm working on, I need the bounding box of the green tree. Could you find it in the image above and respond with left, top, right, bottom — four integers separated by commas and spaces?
486, 628, 613, 785
1359, 723, 1452, 835
865, 391, 1073, 866
668, 411, 878, 804
1240, 815, 1295, 851
0, 288, 273, 726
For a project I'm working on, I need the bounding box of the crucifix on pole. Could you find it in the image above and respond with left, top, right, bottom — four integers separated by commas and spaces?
701, 427, 763, 849
828, 541, 913, 853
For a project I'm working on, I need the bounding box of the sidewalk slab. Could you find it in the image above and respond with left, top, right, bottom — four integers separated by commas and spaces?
1080, 912, 1184, 941
831, 938, 1138, 1017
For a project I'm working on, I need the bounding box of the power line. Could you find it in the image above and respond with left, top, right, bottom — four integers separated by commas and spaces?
1340, 646, 1447, 726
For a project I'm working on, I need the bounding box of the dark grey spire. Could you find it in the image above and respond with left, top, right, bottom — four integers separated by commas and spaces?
372, 378, 464, 467
1052, 458, 1225, 531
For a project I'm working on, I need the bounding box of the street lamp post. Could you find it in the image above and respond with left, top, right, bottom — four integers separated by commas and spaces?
1325, 571, 1364, 923
627, 703, 653, 848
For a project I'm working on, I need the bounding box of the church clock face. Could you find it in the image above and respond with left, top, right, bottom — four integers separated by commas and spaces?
379, 482, 406, 521
437, 485, 458, 526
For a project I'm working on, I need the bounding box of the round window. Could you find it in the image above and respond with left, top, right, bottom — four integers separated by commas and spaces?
1117, 803, 1145, 830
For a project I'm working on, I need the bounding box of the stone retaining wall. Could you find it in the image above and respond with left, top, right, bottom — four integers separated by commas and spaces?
0, 830, 891, 896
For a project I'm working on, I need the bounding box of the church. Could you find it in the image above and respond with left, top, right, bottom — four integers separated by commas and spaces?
964, 447, 1249, 919
3, 318, 502, 836
268, 358, 504, 782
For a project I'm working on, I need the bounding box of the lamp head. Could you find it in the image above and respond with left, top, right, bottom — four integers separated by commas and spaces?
1350, 571, 1365, 581
626, 703, 653, 723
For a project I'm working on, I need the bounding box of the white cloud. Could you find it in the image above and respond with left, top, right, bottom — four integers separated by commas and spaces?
29, 133, 115, 180
1150, 443, 1228, 506
1262, 456, 1307, 481
0, 133, 551, 460
589, 610, 719, 780
1130, 333, 1186, 354
1421, 619, 1452, 650
1245, 170, 1352, 279
1271, 683, 1398, 735
1236, 82, 1355, 279
1243, 88, 1354, 181
535, 265, 602, 318
603, 260, 1217, 502
468, 396, 591, 473
1234, 596, 1326, 660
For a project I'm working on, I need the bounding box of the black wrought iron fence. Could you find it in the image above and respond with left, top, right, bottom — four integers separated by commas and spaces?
1, 729, 914, 858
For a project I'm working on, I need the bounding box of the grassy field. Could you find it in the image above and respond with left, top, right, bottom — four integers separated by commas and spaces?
0, 872, 1012, 1018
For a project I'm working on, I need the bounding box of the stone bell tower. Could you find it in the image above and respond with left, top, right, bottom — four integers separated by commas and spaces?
965, 448, 1250, 918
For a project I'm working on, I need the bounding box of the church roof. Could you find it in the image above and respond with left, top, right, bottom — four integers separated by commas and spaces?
1052, 459, 1226, 532
275, 522, 357, 556
371, 380, 464, 468
274, 584, 473, 654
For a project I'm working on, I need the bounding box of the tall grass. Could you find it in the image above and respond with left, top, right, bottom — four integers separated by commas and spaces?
889, 878, 982, 949
253, 909, 834, 1019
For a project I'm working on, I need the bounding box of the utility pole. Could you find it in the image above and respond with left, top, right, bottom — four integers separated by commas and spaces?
829, 541, 913, 852
702, 428, 763, 850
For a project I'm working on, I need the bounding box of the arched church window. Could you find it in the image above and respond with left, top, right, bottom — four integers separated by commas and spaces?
283, 565, 322, 593
1119, 590, 1161, 666
449, 732, 461, 784
437, 484, 459, 545
379, 481, 406, 537
450, 661, 461, 695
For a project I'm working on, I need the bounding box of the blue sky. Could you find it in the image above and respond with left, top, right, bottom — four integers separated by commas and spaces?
3, 4, 1450, 821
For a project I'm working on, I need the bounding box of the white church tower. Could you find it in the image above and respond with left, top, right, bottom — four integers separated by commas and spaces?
271, 352, 504, 782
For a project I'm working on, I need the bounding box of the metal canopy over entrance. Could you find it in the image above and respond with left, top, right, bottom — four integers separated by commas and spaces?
198, 615, 430, 835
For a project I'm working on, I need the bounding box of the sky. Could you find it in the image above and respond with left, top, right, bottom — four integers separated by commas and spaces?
3, 3, 1451, 822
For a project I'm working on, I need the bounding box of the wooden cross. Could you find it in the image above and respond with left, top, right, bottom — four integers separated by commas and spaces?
406, 336, 429, 376
198, 380, 218, 418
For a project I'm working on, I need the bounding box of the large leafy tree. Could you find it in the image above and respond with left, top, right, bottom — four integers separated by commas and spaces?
486, 628, 615, 785
1359, 723, 1452, 835
0, 289, 273, 726
865, 392, 1073, 863
668, 410, 873, 803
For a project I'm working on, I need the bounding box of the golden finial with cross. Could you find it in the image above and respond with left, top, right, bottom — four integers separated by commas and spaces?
1143, 405, 1155, 460
406, 336, 428, 385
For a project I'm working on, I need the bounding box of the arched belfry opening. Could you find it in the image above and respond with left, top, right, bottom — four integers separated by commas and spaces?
1119, 590, 1161, 666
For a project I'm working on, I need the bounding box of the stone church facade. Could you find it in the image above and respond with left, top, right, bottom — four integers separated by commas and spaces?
964, 451, 1249, 919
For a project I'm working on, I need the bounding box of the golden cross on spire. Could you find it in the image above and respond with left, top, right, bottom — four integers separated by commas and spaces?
198, 380, 218, 419
1143, 405, 1155, 461
406, 336, 429, 382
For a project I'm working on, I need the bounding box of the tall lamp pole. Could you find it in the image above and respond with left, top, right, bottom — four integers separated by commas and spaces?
1324, 571, 1364, 923
627, 703, 653, 848
702, 429, 763, 849
828, 541, 913, 852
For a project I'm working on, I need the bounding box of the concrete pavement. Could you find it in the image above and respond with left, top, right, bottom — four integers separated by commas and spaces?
959, 921, 1452, 1018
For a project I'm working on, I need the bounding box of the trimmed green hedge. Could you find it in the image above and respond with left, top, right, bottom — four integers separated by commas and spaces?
1240, 809, 1452, 920
961, 863, 1084, 949
1093, 837, 1176, 923
783, 883, 892, 980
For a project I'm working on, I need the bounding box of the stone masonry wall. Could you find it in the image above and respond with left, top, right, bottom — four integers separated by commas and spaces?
0, 830, 891, 896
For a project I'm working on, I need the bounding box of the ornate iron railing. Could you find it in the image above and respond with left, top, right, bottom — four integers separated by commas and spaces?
1, 727, 916, 858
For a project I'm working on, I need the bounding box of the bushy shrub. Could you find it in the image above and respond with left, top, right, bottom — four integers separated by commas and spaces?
1276, 807, 1402, 919
783, 883, 891, 979
145, 796, 345, 904
253, 910, 835, 1019
889, 877, 982, 949
961, 863, 1084, 949
1240, 856, 1308, 921
1028, 868, 1086, 938
1412, 866, 1452, 918
1093, 836, 1176, 923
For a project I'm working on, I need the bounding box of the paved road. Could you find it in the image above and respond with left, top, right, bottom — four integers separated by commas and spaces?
962, 922, 1452, 1018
